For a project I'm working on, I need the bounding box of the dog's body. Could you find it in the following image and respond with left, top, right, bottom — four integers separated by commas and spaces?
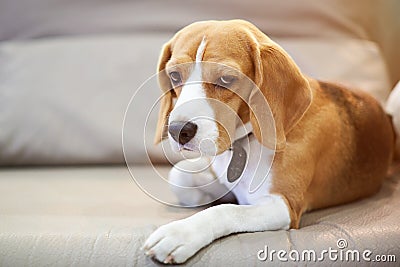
143, 20, 395, 264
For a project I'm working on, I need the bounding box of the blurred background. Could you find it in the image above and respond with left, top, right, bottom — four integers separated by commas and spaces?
0, 0, 399, 166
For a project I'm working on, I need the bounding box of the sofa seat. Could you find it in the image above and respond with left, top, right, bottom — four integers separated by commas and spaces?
0, 166, 399, 266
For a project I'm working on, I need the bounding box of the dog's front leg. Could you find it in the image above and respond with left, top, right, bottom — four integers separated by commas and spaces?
143, 195, 291, 264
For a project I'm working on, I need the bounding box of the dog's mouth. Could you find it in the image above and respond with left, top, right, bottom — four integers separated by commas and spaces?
171, 137, 219, 157
171, 126, 253, 157
178, 143, 195, 152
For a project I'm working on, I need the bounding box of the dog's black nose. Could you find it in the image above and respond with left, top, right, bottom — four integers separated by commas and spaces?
168, 121, 198, 145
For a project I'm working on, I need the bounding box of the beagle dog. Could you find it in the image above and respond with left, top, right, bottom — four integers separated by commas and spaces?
143, 20, 395, 264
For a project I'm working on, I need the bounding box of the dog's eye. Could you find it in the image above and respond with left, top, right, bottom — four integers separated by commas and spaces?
169, 71, 182, 85
216, 75, 236, 88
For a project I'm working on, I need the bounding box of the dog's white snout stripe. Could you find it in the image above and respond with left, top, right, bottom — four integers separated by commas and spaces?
196, 36, 207, 62
168, 37, 218, 154
174, 37, 207, 109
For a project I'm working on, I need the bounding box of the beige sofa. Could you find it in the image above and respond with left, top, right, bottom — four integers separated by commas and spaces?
1, 0, 399, 266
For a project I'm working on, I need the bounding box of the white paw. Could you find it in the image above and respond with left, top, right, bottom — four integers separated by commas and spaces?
143, 220, 212, 264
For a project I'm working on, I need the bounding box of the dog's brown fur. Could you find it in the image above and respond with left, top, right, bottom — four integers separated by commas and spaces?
155, 20, 395, 228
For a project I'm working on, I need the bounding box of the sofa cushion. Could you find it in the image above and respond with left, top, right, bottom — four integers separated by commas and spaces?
0, 166, 399, 266
1, 0, 398, 85
0, 0, 381, 41
0, 35, 391, 165
386, 81, 400, 159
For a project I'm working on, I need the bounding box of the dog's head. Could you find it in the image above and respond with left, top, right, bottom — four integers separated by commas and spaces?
155, 20, 312, 155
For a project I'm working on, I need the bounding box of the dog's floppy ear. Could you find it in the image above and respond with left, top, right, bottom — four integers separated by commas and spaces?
249, 40, 312, 150
154, 41, 175, 145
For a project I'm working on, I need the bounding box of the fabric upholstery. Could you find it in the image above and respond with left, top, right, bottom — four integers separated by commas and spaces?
0, 166, 399, 266
1, 0, 398, 85
0, 36, 391, 165
0, 0, 398, 165
1, 1, 399, 265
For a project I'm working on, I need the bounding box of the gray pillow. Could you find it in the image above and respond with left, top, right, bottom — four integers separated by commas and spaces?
0, 35, 391, 165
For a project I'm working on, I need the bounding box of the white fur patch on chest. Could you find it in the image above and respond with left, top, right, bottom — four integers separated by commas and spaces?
211, 134, 275, 205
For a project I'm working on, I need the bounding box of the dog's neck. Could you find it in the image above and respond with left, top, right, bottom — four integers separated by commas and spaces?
234, 121, 253, 142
